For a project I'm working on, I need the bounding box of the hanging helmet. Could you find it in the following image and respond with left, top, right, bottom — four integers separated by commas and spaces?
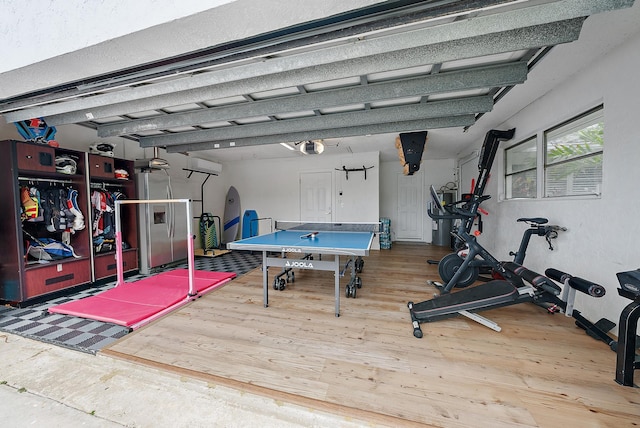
55, 155, 77, 174
114, 169, 129, 180
112, 191, 127, 200
89, 142, 115, 157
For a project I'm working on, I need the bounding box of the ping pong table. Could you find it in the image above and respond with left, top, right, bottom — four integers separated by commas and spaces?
226, 221, 379, 316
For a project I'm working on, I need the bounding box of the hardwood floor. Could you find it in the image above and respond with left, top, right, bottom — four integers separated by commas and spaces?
103, 243, 639, 427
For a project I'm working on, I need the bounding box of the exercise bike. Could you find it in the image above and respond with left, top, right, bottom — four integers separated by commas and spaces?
426, 128, 565, 292
434, 198, 567, 289
427, 128, 514, 292
428, 184, 565, 293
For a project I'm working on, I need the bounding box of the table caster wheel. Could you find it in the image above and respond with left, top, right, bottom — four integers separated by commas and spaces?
355, 259, 364, 273
355, 277, 362, 289
278, 278, 286, 291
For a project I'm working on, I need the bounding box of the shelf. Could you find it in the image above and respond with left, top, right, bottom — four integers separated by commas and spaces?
0, 140, 135, 304
88, 156, 138, 282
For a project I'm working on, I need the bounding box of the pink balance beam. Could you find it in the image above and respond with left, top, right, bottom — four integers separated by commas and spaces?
49, 269, 236, 329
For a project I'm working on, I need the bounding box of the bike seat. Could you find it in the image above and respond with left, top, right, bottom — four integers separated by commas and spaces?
517, 217, 548, 225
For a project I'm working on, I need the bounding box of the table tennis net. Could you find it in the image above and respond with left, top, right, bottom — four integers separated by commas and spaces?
275, 221, 380, 233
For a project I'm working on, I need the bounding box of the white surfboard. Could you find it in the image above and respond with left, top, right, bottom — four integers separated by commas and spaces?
223, 186, 241, 243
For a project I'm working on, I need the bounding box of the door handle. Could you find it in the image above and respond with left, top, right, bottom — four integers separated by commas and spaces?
166, 185, 173, 237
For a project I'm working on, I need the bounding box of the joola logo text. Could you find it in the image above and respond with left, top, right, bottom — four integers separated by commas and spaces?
282, 247, 302, 253
285, 261, 314, 268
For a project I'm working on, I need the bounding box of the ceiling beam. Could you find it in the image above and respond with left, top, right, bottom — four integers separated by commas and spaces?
1, 0, 633, 124
139, 95, 492, 147
164, 115, 476, 153
2, 0, 630, 113
6, 14, 585, 123
96, 62, 526, 138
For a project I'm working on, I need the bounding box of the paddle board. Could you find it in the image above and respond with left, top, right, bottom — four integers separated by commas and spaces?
223, 186, 241, 243
242, 210, 259, 239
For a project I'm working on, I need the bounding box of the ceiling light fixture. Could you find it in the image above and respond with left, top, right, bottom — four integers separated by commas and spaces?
280, 142, 296, 151
299, 140, 325, 155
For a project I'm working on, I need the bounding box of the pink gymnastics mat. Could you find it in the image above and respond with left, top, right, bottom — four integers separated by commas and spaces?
49, 269, 236, 329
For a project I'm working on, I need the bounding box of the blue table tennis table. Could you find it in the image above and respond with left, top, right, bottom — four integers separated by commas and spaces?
226, 221, 379, 316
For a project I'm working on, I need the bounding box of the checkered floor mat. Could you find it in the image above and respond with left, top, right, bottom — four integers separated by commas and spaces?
0, 251, 262, 354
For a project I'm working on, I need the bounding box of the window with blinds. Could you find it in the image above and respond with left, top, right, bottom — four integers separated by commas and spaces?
544, 106, 603, 197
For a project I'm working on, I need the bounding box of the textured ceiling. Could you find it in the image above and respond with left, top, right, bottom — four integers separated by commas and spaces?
0, 0, 635, 162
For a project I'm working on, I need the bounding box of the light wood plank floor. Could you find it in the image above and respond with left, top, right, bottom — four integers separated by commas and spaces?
103, 243, 639, 427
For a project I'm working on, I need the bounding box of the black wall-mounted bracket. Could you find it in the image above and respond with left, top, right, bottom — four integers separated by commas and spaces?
183, 168, 218, 217
335, 165, 374, 180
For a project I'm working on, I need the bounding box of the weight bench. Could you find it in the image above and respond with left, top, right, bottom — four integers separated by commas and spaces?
408, 280, 526, 337
408, 262, 561, 338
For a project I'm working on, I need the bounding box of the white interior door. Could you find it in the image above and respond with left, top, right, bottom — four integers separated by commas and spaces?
396, 173, 422, 239
300, 172, 332, 222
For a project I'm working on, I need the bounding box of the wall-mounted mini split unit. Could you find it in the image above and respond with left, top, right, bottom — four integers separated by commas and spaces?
188, 157, 222, 174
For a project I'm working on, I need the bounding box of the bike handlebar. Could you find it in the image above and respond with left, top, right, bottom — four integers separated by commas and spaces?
528, 224, 566, 250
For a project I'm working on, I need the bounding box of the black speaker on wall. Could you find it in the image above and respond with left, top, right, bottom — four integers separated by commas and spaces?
397, 131, 427, 175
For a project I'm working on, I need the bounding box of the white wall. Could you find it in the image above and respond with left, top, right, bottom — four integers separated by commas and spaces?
213, 152, 459, 249
380, 158, 457, 243
462, 29, 640, 332
216, 151, 380, 235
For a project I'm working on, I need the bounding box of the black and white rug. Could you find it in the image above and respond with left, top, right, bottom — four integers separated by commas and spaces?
0, 251, 262, 354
